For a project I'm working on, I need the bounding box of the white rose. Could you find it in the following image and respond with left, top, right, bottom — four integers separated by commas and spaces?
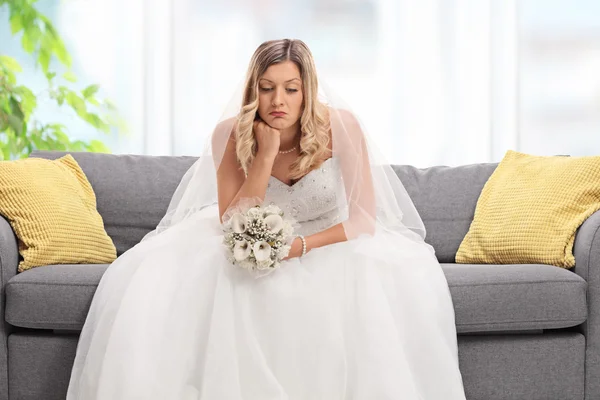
231, 213, 247, 234
238, 259, 255, 270
264, 214, 283, 234
252, 241, 272, 262
263, 204, 281, 215
256, 258, 274, 270
233, 240, 251, 261
247, 207, 262, 219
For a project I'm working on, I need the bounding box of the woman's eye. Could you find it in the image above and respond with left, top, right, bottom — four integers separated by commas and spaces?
259, 87, 298, 93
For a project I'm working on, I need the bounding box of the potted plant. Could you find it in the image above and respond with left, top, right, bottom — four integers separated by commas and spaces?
0, 0, 123, 160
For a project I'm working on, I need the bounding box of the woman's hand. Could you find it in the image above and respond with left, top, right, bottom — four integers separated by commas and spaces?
253, 119, 281, 160
281, 237, 303, 261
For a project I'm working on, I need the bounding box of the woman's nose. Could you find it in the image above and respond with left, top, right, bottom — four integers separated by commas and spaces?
272, 88, 284, 105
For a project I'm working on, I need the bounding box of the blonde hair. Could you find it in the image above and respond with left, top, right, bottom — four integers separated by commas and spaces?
235, 39, 331, 180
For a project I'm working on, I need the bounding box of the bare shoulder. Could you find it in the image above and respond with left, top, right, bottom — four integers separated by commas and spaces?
211, 117, 237, 148
326, 106, 363, 143
211, 117, 237, 156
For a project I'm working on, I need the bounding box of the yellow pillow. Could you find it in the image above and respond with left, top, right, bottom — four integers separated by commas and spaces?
456, 150, 600, 268
0, 154, 116, 272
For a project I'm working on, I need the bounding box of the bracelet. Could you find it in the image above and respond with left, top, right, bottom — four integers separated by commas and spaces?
297, 235, 307, 257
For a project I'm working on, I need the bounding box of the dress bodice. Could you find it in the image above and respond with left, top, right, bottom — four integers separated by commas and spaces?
263, 157, 348, 236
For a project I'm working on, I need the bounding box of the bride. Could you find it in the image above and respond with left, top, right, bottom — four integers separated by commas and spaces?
66, 39, 467, 399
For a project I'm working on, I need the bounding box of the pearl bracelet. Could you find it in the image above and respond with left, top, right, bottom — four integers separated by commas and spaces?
297, 235, 307, 257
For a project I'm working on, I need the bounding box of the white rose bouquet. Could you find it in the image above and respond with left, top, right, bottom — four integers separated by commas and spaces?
222, 197, 297, 275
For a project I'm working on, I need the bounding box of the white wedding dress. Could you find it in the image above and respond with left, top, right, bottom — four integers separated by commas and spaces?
66, 156, 467, 400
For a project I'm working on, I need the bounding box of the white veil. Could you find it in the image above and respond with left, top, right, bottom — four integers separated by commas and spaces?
141, 77, 426, 246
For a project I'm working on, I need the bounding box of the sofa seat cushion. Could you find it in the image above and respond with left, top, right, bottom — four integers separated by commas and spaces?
5, 264, 109, 330
4, 263, 587, 333
443, 263, 587, 333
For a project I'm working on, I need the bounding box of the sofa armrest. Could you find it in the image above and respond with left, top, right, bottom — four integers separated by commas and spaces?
0, 215, 18, 400
573, 209, 600, 400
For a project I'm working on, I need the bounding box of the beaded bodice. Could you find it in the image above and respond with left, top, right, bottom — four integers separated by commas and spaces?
263, 157, 348, 236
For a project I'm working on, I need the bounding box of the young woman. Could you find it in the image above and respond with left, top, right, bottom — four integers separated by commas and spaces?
67, 39, 467, 400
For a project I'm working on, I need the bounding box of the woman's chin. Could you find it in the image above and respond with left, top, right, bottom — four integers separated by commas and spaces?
267, 119, 291, 130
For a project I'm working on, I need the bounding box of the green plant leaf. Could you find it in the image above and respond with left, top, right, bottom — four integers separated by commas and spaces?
66, 91, 87, 118
70, 140, 87, 151
30, 133, 43, 149
62, 70, 77, 82
41, 15, 71, 66
40, 15, 59, 39
4, 69, 16, 85
7, 114, 23, 135
82, 84, 99, 99
48, 123, 67, 130
9, 13, 23, 34
14, 86, 36, 116
1, 142, 11, 160
104, 99, 117, 110
52, 140, 67, 151
84, 113, 110, 133
21, 28, 37, 54
9, 97, 24, 120
20, 9, 36, 35
88, 139, 111, 153
38, 49, 51, 73
0, 96, 10, 115
105, 114, 129, 135
14, 134, 26, 152
0, 55, 23, 72
52, 128, 70, 144
7, 136, 17, 155
53, 39, 71, 67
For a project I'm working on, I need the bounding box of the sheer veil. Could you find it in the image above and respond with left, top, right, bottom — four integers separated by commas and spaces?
140, 76, 427, 246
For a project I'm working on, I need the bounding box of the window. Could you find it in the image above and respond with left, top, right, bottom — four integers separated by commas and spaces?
519, 0, 600, 156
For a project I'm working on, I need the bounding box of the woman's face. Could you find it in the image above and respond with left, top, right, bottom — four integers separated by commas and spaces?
256, 60, 304, 131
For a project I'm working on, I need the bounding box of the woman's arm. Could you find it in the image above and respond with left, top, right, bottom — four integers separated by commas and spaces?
284, 223, 348, 259
216, 134, 276, 223
216, 117, 284, 223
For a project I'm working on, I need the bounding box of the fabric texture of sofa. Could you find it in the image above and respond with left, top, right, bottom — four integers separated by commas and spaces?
0, 150, 597, 400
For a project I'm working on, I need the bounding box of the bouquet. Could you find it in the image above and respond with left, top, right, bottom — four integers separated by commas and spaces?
222, 197, 297, 274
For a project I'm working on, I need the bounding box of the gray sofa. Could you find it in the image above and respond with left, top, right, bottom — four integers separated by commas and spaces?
0, 150, 596, 400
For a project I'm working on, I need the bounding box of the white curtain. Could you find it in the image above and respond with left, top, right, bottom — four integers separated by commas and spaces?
56, 0, 519, 167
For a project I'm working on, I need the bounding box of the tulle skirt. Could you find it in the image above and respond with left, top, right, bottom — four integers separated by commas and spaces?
66, 204, 466, 400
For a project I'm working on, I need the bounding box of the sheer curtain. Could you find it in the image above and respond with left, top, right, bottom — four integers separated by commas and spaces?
519, 0, 600, 157
50, 0, 519, 166
166, 0, 519, 167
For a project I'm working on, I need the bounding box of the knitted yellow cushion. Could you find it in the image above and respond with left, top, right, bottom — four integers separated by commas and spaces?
0, 154, 116, 272
456, 150, 600, 268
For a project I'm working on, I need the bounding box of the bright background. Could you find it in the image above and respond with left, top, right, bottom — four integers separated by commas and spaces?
1, 0, 599, 167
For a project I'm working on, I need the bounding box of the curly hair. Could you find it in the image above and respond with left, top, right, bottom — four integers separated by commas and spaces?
235, 39, 331, 180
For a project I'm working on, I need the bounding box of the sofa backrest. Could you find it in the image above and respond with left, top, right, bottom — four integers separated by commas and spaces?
30, 151, 197, 256
29, 151, 498, 262
392, 163, 498, 262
